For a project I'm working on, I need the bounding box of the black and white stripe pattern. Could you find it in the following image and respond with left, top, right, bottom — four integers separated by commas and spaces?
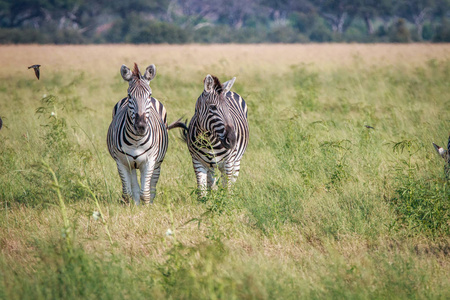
107, 63, 168, 204
433, 134, 450, 178
171, 75, 249, 197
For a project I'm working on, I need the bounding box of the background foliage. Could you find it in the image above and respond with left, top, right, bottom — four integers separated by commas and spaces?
1, 0, 450, 43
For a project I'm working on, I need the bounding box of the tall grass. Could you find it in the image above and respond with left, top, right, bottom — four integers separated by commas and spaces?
0, 45, 449, 299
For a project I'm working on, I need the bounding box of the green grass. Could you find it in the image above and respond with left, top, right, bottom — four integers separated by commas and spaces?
0, 45, 449, 299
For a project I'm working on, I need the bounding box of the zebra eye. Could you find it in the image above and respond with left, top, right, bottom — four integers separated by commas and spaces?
209, 105, 217, 110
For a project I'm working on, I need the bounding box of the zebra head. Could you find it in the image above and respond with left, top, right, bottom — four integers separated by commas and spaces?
120, 63, 156, 136
197, 74, 237, 150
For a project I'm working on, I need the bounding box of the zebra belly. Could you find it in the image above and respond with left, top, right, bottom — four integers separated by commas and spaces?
115, 145, 158, 169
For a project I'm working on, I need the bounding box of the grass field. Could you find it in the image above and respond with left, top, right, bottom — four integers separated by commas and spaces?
0, 44, 449, 299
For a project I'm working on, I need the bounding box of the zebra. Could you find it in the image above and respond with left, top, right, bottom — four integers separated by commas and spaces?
107, 63, 168, 205
169, 74, 249, 197
432, 134, 450, 178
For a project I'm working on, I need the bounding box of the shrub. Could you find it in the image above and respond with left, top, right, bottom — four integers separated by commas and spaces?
433, 18, 450, 42
130, 22, 190, 44
388, 18, 411, 43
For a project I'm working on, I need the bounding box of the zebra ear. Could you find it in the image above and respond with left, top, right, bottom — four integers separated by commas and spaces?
143, 64, 156, 82
204, 74, 214, 92
222, 77, 236, 93
121, 65, 133, 81
433, 142, 446, 159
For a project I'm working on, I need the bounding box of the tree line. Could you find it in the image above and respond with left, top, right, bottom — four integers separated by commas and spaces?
1, 0, 449, 44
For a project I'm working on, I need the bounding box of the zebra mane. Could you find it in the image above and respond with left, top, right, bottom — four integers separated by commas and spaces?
210, 75, 223, 94
132, 63, 141, 79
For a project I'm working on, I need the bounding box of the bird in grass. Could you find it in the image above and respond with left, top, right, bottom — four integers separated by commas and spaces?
365, 125, 375, 129
433, 134, 450, 178
28, 64, 41, 80
432, 136, 449, 160
0, 117, 2, 130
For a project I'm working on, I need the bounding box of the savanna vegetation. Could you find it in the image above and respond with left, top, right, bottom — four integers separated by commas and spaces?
0, 44, 449, 299
1, 0, 450, 44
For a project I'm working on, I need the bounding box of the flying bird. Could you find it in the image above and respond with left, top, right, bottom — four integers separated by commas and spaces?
28, 64, 41, 80
365, 125, 375, 129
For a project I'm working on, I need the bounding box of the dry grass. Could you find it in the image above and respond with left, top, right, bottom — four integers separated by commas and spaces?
2, 43, 450, 78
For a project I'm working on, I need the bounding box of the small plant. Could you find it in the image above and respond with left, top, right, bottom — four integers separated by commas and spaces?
35, 95, 71, 157
388, 139, 450, 236
79, 182, 113, 245
320, 139, 353, 190
39, 160, 73, 253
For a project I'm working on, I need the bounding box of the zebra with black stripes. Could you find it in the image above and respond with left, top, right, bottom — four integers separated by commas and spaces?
107, 63, 168, 205
433, 134, 450, 178
170, 74, 249, 197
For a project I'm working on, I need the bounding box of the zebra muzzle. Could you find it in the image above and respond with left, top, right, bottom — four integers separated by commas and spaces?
134, 114, 147, 135
220, 125, 236, 149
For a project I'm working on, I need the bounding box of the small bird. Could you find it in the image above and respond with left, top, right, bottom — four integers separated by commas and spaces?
28, 64, 41, 80
0, 117, 2, 130
365, 125, 375, 129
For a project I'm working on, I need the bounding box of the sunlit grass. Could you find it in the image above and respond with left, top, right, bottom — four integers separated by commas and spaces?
0, 44, 449, 299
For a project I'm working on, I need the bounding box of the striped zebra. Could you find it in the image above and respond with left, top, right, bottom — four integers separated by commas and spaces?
169, 74, 249, 197
433, 134, 450, 178
107, 63, 168, 205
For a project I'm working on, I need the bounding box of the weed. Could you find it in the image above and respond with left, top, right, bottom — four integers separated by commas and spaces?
388, 139, 450, 236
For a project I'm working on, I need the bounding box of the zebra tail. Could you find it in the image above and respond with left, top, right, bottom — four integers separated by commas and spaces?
447, 133, 450, 151
168, 118, 188, 143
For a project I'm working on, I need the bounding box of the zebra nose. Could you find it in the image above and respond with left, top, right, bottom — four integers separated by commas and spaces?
135, 114, 147, 135
221, 125, 236, 149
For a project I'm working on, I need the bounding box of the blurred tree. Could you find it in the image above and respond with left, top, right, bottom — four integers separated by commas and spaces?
0, 0, 447, 43
388, 18, 411, 42
395, 0, 434, 40
0, 0, 49, 27
356, 0, 394, 34
314, 0, 358, 34
108, 0, 169, 19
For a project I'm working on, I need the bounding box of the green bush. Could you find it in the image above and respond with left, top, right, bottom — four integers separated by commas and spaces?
130, 22, 190, 44
388, 18, 411, 43
433, 18, 450, 42
388, 140, 450, 236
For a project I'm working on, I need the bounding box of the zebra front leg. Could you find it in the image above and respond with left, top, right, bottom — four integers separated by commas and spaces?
230, 159, 241, 185
207, 168, 218, 191
146, 162, 163, 204
139, 160, 156, 204
130, 168, 141, 205
193, 159, 208, 198
219, 161, 236, 193
116, 162, 139, 205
